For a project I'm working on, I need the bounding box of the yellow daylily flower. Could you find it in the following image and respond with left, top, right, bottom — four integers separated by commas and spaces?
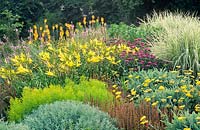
45, 70, 56, 77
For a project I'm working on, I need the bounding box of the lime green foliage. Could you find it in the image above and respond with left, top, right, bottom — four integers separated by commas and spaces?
143, 11, 200, 73
0, 121, 29, 130
21, 101, 118, 130
122, 69, 200, 111
8, 77, 114, 121
165, 111, 200, 130
108, 22, 161, 41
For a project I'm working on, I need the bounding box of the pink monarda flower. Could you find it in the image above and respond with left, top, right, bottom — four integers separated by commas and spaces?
134, 38, 142, 41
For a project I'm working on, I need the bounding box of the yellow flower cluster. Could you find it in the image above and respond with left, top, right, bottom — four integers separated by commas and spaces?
0, 53, 33, 79
32, 19, 51, 43
126, 69, 200, 112
0, 67, 15, 79
0, 39, 130, 82
10, 53, 32, 66
142, 78, 151, 87
195, 104, 200, 112
112, 85, 122, 99
30, 16, 106, 44
140, 116, 148, 125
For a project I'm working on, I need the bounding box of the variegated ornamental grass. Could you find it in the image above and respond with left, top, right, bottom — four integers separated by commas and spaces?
142, 11, 200, 74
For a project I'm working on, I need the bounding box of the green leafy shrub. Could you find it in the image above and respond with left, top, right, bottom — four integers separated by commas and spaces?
0, 121, 29, 130
0, 10, 23, 42
21, 101, 118, 130
143, 11, 200, 74
8, 77, 114, 121
145, 87, 200, 112
108, 22, 161, 41
120, 69, 200, 111
165, 111, 200, 130
124, 69, 190, 91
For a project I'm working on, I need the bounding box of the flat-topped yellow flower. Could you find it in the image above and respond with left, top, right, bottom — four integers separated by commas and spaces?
195, 104, 200, 112
178, 105, 185, 110
140, 116, 146, 122
161, 99, 167, 103
152, 101, 159, 106
196, 80, 200, 85
145, 97, 151, 102
112, 85, 117, 89
185, 92, 193, 98
178, 116, 186, 121
140, 116, 148, 125
131, 89, 136, 96
115, 91, 121, 95
115, 94, 121, 99
158, 85, 165, 91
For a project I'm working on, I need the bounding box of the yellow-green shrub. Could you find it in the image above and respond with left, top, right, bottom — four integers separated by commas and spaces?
8, 77, 114, 122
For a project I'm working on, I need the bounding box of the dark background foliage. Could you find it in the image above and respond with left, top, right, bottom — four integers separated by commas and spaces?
1, 0, 200, 39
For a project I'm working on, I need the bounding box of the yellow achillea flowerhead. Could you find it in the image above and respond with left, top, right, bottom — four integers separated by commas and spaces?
140, 116, 148, 125
183, 128, 191, 130
185, 92, 193, 98
158, 85, 165, 91
112, 85, 117, 89
176, 66, 181, 69
112, 89, 116, 93
167, 96, 172, 99
145, 97, 151, 102
178, 116, 186, 121
178, 105, 185, 110
115, 91, 121, 95
161, 99, 167, 103
140, 116, 146, 122
128, 74, 133, 78
195, 104, 200, 112
131, 89, 136, 96
152, 101, 159, 107
196, 80, 200, 85
143, 79, 151, 87
115, 95, 121, 99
